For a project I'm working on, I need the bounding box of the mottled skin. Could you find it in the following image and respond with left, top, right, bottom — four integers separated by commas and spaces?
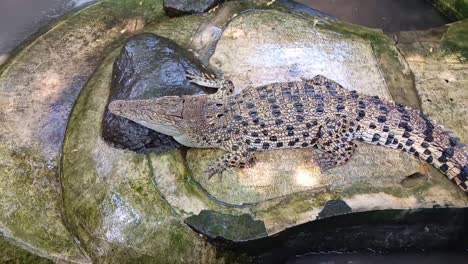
109, 74, 468, 193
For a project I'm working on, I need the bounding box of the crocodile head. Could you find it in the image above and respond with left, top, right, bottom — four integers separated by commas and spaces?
108, 96, 186, 137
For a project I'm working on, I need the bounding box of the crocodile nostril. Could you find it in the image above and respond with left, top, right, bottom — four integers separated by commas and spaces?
109, 101, 123, 113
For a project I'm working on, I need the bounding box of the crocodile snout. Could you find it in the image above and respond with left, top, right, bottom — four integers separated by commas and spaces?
108, 100, 125, 116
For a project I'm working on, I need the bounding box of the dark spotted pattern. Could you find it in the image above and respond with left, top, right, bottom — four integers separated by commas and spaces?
114, 74, 468, 193
200, 76, 468, 193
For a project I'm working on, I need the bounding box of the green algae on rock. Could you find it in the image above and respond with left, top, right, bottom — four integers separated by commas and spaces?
145, 13, 214, 48
0, 237, 53, 264
0, 146, 85, 262
0, 0, 167, 262
147, 151, 223, 216
61, 48, 222, 263
442, 19, 468, 60
429, 0, 468, 20
102, 0, 164, 20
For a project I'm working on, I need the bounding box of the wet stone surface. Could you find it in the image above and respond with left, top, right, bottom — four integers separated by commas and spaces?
396, 21, 468, 144
0, 237, 53, 264
0, 0, 167, 262
163, 0, 223, 17
102, 33, 216, 154
185, 8, 467, 234
1, 0, 468, 262
189, 9, 420, 205
62, 48, 221, 263
317, 200, 352, 219
185, 210, 268, 241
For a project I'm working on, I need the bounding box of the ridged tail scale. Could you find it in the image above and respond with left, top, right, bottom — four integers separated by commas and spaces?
353, 95, 468, 192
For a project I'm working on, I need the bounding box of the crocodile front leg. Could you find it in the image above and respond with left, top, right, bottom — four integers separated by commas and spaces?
186, 71, 234, 98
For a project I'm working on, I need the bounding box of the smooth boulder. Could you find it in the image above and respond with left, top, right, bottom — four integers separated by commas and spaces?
102, 33, 215, 154
164, 0, 223, 17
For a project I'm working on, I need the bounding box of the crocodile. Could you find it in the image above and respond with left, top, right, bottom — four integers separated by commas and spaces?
108, 73, 468, 193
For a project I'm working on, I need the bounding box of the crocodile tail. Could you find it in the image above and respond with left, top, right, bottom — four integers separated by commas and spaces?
354, 97, 468, 193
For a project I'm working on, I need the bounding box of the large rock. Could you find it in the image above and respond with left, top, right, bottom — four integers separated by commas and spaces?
77, 7, 466, 249
2, 0, 468, 262
62, 48, 222, 263
0, 0, 165, 262
186, 10, 432, 203
396, 21, 468, 144
185, 9, 468, 234
102, 33, 215, 154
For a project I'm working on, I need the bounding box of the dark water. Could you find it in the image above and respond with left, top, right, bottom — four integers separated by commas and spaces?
0, 0, 93, 63
220, 208, 468, 264
296, 0, 450, 32
288, 252, 468, 264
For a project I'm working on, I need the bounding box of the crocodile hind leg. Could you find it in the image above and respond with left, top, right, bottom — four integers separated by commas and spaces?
299, 74, 347, 90
313, 140, 357, 171
186, 71, 234, 98
313, 124, 357, 171
309, 74, 344, 88
206, 150, 256, 179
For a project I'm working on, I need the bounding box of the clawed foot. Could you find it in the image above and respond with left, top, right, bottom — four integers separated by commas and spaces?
205, 151, 256, 180
239, 156, 256, 169
186, 70, 235, 97
205, 163, 227, 180
205, 159, 255, 180
185, 70, 223, 88
311, 153, 337, 172
315, 160, 336, 172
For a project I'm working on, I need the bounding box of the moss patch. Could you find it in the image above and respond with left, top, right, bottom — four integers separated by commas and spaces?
61, 45, 222, 263
148, 151, 224, 215
145, 14, 213, 48
442, 20, 468, 59
253, 191, 340, 233
102, 0, 164, 20
0, 238, 53, 264
0, 145, 84, 261
341, 180, 433, 199
430, 0, 468, 20
0, 0, 169, 261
